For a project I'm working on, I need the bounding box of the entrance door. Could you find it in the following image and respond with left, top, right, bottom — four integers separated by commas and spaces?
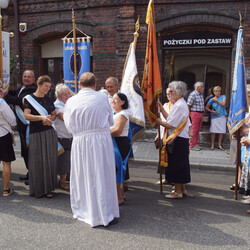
162, 49, 231, 101
43, 58, 64, 84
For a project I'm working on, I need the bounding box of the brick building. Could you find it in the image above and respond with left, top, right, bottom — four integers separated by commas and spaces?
2, 0, 250, 99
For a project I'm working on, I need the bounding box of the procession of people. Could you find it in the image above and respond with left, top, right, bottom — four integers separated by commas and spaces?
1, 68, 250, 228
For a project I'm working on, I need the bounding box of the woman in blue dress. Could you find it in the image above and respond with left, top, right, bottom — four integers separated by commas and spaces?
205, 86, 227, 150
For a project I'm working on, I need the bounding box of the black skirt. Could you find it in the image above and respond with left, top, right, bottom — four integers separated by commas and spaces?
166, 136, 191, 184
0, 133, 16, 162
114, 136, 130, 180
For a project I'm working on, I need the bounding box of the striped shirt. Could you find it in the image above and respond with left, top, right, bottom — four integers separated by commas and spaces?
187, 90, 204, 112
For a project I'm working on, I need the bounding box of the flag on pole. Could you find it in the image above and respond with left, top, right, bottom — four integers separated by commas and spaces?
2, 31, 10, 88
121, 41, 145, 143
63, 37, 91, 94
227, 28, 247, 135
141, 0, 162, 127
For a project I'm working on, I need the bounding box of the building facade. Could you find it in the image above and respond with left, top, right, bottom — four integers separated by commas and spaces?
3, 0, 250, 100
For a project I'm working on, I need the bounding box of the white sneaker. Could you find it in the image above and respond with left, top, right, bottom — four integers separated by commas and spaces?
242, 195, 250, 199
241, 198, 250, 204
190, 145, 200, 151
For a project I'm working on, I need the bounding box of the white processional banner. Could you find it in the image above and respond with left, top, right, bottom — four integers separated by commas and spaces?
2, 31, 10, 88
121, 42, 145, 143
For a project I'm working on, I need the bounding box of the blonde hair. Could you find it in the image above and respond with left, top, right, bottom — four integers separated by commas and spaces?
213, 86, 221, 92
247, 88, 250, 97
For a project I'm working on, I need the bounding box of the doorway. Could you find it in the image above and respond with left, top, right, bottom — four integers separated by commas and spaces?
162, 49, 231, 104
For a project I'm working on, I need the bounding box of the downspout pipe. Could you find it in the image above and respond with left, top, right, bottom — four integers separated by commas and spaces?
13, 0, 21, 84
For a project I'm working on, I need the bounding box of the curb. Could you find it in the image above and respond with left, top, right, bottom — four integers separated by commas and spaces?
131, 159, 235, 173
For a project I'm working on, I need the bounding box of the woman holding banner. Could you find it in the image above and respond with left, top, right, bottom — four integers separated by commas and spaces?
156, 81, 191, 199
155, 87, 176, 185
24, 75, 58, 198
111, 93, 131, 205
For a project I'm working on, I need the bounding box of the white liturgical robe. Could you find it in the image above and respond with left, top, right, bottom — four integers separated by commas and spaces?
64, 87, 119, 227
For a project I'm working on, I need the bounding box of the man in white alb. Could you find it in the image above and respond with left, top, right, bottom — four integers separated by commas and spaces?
64, 72, 119, 227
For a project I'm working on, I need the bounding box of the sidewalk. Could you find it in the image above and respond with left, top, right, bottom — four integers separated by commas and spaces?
132, 128, 235, 172
132, 140, 235, 172
14, 131, 235, 172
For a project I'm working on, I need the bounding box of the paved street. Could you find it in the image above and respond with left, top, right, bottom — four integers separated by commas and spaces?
0, 158, 249, 250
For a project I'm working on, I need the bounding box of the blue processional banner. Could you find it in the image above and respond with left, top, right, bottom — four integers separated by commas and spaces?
63, 37, 90, 93
227, 28, 247, 135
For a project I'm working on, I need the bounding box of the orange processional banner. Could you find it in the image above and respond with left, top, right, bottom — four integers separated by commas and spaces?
141, 0, 162, 127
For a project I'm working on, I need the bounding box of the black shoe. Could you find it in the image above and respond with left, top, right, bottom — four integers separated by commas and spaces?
24, 180, 29, 185
246, 190, 250, 196
19, 176, 28, 181
230, 184, 239, 191
107, 218, 119, 226
239, 188, 245, 194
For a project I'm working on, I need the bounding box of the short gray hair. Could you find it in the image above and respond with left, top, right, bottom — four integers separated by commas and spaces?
55, 83, 70, 97
105, 77, 118, 86
168, 81, 187, 97
194, 81, 204, 90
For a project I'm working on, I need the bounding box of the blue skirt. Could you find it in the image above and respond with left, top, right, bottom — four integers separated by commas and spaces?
166, 137, 191, 184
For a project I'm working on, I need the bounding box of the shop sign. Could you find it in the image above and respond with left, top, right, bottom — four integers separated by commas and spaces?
162, 31, 233, 49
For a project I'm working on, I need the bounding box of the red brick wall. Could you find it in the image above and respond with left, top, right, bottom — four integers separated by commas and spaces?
2, 0, 250, 88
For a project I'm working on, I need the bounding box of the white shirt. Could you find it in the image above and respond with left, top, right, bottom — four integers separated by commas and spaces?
166, 97, 190, 139
0, 99, 17, 137
54, 99, 72, 139
111, 109, 130, 137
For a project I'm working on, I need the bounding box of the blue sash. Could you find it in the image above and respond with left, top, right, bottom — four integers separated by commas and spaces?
241, 129, 250, 172
0, 98, 3, 104
113, 124, 133, 184
24, 95, 64, 155
15, 105, 30, 145
54, 102, 64, 108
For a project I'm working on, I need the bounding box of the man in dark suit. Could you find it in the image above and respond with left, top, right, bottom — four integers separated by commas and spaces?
3, 70, 36, 183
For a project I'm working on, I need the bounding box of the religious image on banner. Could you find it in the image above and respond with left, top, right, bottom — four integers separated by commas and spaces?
227, 28, 247, 135
121, 41, 145, 143
63, 37, 91, 93
2, 31, 10, 89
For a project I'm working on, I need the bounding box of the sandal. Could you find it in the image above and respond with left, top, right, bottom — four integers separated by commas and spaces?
3, 188, 14, 197
59, 181, 69, 190
118, 199, 124, 206
210, 145, 214, 150
165, 192, 183, 199
218, 145, 224, 151
46, 192, 53, 198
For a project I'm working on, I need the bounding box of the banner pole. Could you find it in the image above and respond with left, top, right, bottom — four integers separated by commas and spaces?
0, 7, 3, 88
72, 9, 78, 94
157, 93, 163, 193
133, 16, 140, 51
234, 130, 241, 200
